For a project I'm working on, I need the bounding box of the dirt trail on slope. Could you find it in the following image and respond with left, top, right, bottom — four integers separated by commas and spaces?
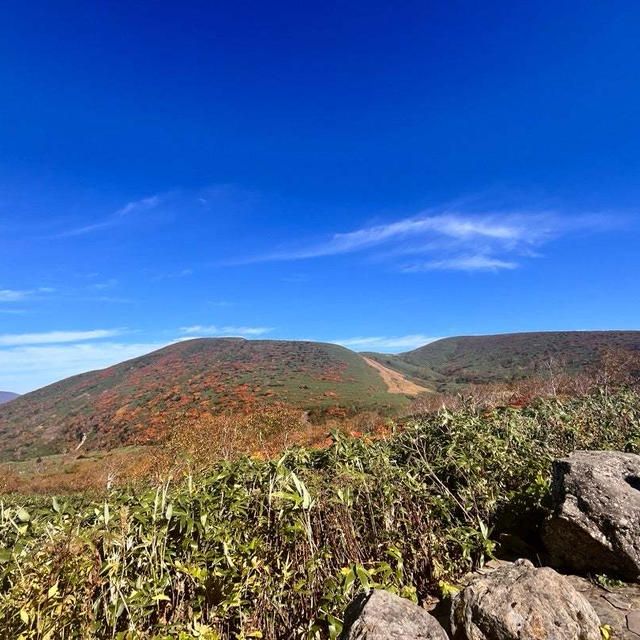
362, 357, 431, 395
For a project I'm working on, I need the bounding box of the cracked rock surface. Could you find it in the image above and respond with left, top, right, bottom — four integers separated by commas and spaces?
448, 559, 640, 639
564, 574, 640, 639
449, 559, 601, 639
544, 450, 640, 580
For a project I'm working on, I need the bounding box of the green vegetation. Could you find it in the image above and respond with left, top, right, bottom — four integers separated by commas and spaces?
367, 330, 640, 391
1, 387, 639, 639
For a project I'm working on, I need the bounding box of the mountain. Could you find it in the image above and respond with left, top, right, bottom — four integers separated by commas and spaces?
366, 330, 640, 392
0, 392, 19, 405
0, 338, 411, 461
3, 331, 639, 463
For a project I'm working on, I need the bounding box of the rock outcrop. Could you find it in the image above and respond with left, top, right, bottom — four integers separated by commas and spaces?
449, 559, 601, 640
340, 588, 448, 639
339, 450, 640, 639
563, 573, 640, 640
544, 450, 640, 579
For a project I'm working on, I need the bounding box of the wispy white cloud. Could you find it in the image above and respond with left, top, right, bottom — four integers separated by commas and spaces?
242, 209, 611, 273
333, 334, 441, 351
180, 325, 273, 337
0, 329, 124, 347
0, 327, 151, 392
254, 212, 552, 261
0, 341, 165, 394
151, 268, 194, 281
89, 278, 118, 291
0, 287, 55, 303
57, 195, 162, 237
402, 255, 519, 272
83, 296, 133, 304
0, 289, 30, 302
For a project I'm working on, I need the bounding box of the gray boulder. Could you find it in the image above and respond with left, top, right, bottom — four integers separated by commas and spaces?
544, 450, 640, 580
450, 559, 601, 639
340, 588, 448, 639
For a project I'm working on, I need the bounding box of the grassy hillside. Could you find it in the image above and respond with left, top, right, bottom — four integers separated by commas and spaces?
4, 330, 638, 463
0, 338, 408, 461
367, 330, 640, 392
1, 387, 638, 638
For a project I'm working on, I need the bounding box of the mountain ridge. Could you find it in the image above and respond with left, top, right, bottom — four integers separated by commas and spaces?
366, 330, 640, 391
1, 330, 640, 462
0, 338, 409, 461
0, 392, 19, 406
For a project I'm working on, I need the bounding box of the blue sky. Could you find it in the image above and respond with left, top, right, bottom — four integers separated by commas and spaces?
1, 1, 640, 392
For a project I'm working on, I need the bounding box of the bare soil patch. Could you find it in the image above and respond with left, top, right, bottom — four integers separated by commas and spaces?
362, 356, 430, 395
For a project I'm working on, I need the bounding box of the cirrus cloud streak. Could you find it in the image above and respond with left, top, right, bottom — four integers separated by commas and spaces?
0, 341, 167, 393
0, 329, 124, 347
333, 334, 441, 351
179, 325, 273, 337
244, 210, 612, 273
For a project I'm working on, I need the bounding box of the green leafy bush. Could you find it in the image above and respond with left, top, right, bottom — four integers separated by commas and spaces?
0, 388, 639, 639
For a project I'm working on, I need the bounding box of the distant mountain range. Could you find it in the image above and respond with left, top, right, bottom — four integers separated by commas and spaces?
0, 330, 638, 461
0, 392, 19, 406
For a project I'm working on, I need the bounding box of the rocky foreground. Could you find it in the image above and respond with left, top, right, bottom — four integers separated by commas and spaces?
340, 450, 640, 639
